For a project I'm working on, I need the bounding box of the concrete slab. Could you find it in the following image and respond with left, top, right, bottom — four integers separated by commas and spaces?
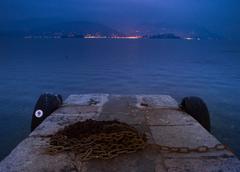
163, 154, 240, 172
136, 95, 178, 109
145, 108, 196, 126
0, 137, 80, 172
150, 123, 220, 148
54, 105, 99, 115
64, 94, 109, 106
98, 95, 145, 125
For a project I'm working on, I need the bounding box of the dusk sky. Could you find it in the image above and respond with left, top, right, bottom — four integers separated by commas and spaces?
1, 0, 240, 38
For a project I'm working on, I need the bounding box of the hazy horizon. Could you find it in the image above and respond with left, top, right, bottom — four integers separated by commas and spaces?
0, 0, 240, 39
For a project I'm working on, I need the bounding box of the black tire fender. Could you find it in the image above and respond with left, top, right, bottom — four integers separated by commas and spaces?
180, 96, 211, 132
31, 93, 63, 131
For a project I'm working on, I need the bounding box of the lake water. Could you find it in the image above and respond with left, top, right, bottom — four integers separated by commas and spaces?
0, 39, 240, 160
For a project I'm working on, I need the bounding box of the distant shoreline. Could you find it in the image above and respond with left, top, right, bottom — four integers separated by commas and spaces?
23, 33, 201, 40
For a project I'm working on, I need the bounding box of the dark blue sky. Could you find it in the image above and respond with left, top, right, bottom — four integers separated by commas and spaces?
1, 0, 240, 38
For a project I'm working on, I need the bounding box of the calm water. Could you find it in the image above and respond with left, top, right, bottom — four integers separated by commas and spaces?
0, 39, 240, 160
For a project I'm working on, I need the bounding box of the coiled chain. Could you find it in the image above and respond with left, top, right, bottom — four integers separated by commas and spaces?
45, 119, 228, 161
46, 120, 147, 161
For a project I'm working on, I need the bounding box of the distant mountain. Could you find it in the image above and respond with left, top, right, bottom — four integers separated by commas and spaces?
0, 20, 121, 37
148, 33, 181, 39
117, 22, 224, 40
34, 21, 120, 36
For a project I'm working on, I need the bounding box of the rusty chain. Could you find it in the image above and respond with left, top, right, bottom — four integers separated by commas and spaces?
45, 102, 230, 161
149, 143, 228, 154
45, 121, 147, 161
130, 103, 229, 154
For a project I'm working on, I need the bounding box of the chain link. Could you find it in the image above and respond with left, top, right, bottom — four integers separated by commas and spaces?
45, 120, 147, 161
45, 104, 229, 161
150, 143, 228, 153
130, 103, 228, 154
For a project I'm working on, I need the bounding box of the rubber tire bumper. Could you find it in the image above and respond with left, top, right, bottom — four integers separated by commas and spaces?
31, 93, 62, 131
180, 96, 211, 132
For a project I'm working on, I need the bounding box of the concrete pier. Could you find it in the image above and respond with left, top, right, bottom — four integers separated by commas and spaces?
0, 94, 240, 172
